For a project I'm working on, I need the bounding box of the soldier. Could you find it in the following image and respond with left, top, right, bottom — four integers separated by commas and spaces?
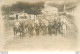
48, 22, 53, 36
16, 14, 18, 20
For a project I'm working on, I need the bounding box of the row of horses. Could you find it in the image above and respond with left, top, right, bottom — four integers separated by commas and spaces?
13, 19, 67, 37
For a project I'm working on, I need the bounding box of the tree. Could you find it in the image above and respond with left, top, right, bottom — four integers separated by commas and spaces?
1, 2, 44, 19
26, 2, 44, 19
48, 2, 78, 12
1, 5, 11, 18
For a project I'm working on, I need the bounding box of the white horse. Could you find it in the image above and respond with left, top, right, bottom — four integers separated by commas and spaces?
14, 21, 20, 29
60, 15, 67, 37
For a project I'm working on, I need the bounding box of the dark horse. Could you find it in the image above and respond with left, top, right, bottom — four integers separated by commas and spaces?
13, 22, 25, 36
28, 23, 34, 36
39, 22, 47, 35
34, 23, 40, 36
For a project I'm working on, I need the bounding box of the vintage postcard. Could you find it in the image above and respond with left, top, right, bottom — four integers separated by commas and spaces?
0, 0, 80, 51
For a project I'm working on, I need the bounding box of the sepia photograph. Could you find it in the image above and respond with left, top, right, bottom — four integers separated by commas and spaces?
0, 0, 80, 51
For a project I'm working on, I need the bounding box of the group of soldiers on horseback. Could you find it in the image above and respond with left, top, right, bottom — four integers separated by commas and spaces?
13, 13, 67, 37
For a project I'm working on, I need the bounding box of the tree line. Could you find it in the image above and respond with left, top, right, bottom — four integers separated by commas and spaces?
1, 2, 45, 18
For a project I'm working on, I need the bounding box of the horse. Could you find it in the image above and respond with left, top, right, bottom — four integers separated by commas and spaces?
23, 21, 29, 34
48, 22, 53, 36
13, 21, 25, 36
28, 22, 35, 36
39, 22, 47, 35
51, 20, 59, 35
34, 23, 40, 36
61, 22, 67, 37
60, 15, 67, 37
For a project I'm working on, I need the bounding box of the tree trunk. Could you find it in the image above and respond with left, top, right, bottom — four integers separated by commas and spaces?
7, 13, 10, 18
5, 14, 7, 19
34, 15, 35, 21
35, 15, 37, 19
36, 15, 37, 17
30, 14, 31, 20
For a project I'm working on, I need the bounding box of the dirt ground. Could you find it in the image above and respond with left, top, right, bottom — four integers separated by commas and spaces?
2, 19, 77, 51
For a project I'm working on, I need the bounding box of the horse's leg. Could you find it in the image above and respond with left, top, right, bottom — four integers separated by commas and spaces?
14, 30, 17, 36
30, 30, 33, 37
64, 29, 66, 37
22, 30, 24, 35
13, 28, 16, 36
36, 29, 39, 36
44, 29, 46, 35
35, 30, 37, 36
15, 31, 17, 36
36, 30, 37, 36
42, 28, 44, 35
44, 28, 46, 35
48, 28, 51, 36
48, 28, 50, 35
38, 30, 39, 36
55, 28, 57, 36
20, 32, 22, 37
32, 30, 33, 36
53, 26, 56, 34
30, 30, 32, 35
58, 27, 59, 33
59, 26, 61, 34
46, 27, 48, 34
42, 28, 45, 35
26, 28, 28, 34
22, 30, 25, 36
13, 30, 15, 35
14, 31, 17, 36
50, 29, 52, 36
62, 29, 64, 36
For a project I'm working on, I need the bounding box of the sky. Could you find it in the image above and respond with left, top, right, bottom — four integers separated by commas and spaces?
0, 0, 44, 5
0, 0, 80, 5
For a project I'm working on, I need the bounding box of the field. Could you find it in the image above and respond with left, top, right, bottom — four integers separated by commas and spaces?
1, 18, 77, 51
